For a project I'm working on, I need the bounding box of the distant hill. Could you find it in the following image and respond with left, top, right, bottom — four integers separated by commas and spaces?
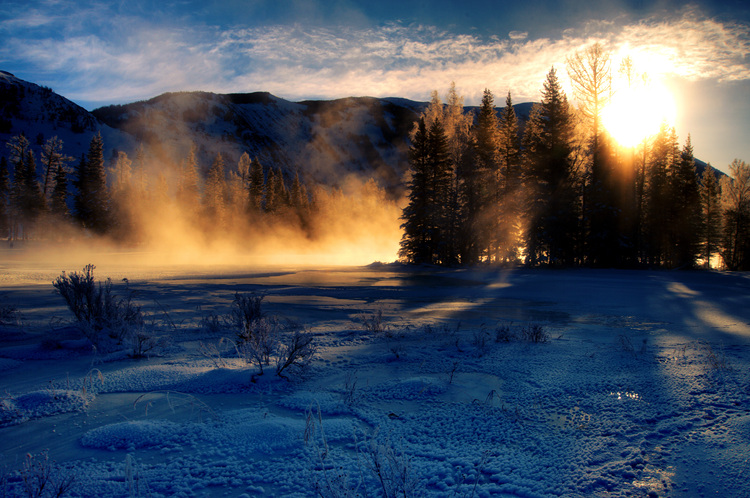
0, 70, 135, 165
0, 70, 722, 198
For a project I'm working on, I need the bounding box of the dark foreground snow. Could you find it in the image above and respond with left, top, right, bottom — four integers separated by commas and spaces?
0, 262, 749, 497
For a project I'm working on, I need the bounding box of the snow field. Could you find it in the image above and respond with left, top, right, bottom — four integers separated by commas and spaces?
0, 266, 748, 496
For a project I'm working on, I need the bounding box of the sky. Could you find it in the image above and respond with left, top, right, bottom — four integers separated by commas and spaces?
1, 0, 749, 172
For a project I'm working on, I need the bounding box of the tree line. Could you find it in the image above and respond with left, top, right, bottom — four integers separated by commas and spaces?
0, 132, 318, 245
399, 45, 750, 271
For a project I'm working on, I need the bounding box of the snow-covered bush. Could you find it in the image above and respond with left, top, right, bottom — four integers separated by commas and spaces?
232, 292, 265, 340
0, 298, 20, 326
53, 264, 146, 351
520, 323, 549, 344
7, 450, 76, 497
275, 330, 316, 379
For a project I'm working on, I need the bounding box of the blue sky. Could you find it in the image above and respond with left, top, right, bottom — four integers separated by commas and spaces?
1, 0, 749, 172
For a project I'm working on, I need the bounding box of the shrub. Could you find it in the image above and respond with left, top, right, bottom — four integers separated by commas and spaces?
18, 450, 76, 497
275, 330, 316, 380
53, 264, 144, 349
0, 298, 20, 326
358, 307, 389, 336
232, 292, 265, 341
520, 324, 549, 344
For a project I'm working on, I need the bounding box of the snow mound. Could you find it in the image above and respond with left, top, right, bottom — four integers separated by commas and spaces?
81, 408, 357, 455
277, 390, 350, 415
0, 389, 91, 426
369, 376, 447, 400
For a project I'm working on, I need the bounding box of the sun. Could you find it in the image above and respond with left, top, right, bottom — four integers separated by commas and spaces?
601, 77, 677, 148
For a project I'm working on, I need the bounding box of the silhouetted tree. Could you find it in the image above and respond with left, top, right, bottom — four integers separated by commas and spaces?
49, 163, 70, 220
40, 136, 71, 201
74, 132, 110, 233
248, 157, 264, 212
699, 166, 722, 268
721, 159, 750, 270
669, 135, 701, 267
523, 68, 578, 266
497, 91, 523, 263
0, 157, 9, 238
400, 118, 431, 264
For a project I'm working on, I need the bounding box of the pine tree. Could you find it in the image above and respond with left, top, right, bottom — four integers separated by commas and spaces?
177, 145, 200, 212
203, 153, 227, 228
0, 157, 9, 238
74, 132, 110, 233
669, 135, 701, 268
497, 91, 523, 262
721, 159, 750, 270
468, 88, 500, 263
49, 163, 70, 219
522, 68, 578, 266
40, 137, 71, 201
643, 123, 675, 266
400, 118, 431, 264
7, 135, 44, 239
248, 158, 264, 212
699, 166, 722, 268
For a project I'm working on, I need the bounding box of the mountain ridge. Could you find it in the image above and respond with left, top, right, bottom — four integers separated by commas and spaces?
1, 71, 718, 197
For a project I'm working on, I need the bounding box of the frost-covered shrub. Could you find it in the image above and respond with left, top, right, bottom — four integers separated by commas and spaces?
15, 450, 76, 498
275, 330, 316, 379
0, 298, 20, 326
520, 323, 549, 344
358, 307, 389, 336
232, 292, 265, 341
53, 264, 144, 349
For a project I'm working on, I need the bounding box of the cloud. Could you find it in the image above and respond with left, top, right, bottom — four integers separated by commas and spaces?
2, 5, 749, 107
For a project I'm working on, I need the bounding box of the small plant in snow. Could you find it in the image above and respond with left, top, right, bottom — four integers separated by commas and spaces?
53, 265, 145, 350
358, 307, 389, 336
232, 292, 265, 341
701, 341, 733, 371
0, 297, 21, 326
275, 330, 316, 380
520, 323, 549, 344
17, 450, 76, 498
494, 323, 514, 343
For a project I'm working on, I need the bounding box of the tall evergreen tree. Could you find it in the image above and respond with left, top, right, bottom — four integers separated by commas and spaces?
0, 157, 9, 239
643, 123, 676, 266
721, 159, 750, 270
49, 163, 70, 220
465, 88, 499, 263
699, 166, 722, 268
422, 118, 453, 265
669, 135, 701, 267
522, 68, 578, 266
7, 135, 44, 239
40, 137, 71, 202
203, 152, 227, 228
177, 145, 200, 212
74, 132, 110, 233
400, 118, 431, 264
248, 158, 264, 212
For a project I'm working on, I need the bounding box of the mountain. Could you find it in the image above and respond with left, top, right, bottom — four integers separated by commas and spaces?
0, 71, 135, 165
0, 71, 721, 199
92, 92, 425, 195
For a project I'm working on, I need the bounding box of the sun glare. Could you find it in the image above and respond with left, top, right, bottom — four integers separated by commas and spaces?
602, 78, 676, 148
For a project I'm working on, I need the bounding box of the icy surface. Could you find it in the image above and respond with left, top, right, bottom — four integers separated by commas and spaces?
1, 262, 749, 497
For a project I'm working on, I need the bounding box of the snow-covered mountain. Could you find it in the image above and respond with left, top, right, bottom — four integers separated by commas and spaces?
0, 70, 718, 197
1, 71, 429, 195
0, 71, 135, 165
92, 91, 425, 195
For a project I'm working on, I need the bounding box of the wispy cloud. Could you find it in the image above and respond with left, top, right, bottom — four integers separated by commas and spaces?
1, 5, 748, 107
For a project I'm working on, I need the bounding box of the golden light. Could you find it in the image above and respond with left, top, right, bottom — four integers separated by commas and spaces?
602, 78, 677, 148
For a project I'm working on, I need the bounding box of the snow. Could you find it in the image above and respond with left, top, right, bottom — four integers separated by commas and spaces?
1, 261, 749, 497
